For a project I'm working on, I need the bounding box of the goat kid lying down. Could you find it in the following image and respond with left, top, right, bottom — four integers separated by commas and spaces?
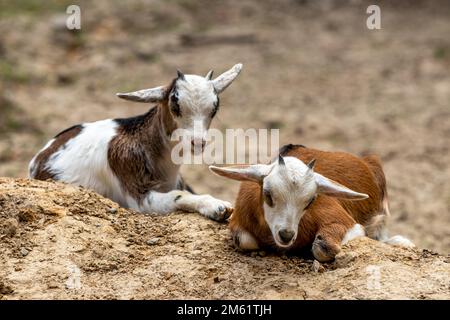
29, 64, 243, 221
210, 144, 414, 262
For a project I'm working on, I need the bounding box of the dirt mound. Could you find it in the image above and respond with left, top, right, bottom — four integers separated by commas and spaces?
0, 177, 448, 300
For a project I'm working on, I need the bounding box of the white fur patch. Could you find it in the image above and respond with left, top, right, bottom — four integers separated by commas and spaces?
235, 229, 259, 251
172, 74, 217, 142
262, 157, 316, 245
384, 235, 415, 248
341, 224, 366, 245
45, 119, 127, 207
140, 190, 183, 214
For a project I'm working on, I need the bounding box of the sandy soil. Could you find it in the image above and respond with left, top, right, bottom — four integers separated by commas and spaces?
0, 177, 448, 300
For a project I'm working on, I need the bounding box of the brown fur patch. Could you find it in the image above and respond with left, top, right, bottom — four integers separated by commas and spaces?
108, 105, 174, 201
107, 80, 183, 203
363, 154, 388, 213
32, 125, 83, 180
279, 143, 306, 156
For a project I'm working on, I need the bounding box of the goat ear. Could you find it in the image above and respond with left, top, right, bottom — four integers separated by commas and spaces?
205, 70, 214, 80
314, 172, 369, 200
116, 85, 168, 103
209, 163, 273, 184
212, 63, 243, 94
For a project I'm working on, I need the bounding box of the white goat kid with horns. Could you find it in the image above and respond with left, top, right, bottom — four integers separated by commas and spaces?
29, 64, 243, 221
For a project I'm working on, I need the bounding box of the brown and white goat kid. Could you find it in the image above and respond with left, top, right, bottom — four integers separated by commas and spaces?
29, 64, 243, 221
210, 144, 414, 261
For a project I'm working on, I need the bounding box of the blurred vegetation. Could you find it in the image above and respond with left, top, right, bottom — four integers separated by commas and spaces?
0, 93, 40, 136
0, 0, 72, 17
0, 61, 31, 84
434, 46, 450, 61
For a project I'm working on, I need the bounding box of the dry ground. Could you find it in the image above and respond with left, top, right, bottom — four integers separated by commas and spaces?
0, 178, 448, 299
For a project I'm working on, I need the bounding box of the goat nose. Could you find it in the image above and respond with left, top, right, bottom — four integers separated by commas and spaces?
278, 229, 295, 244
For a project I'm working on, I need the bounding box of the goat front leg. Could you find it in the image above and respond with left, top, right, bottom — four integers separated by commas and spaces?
230, 226, 259, 251
312, 223, 365, 262
137, 190, 233, 222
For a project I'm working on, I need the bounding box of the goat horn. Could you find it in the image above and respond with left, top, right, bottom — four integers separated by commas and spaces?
205, 70, 214, 80
177, 69, 185, 80
307, 159, 316, 170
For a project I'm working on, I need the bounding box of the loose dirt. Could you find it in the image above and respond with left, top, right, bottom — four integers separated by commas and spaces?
0, 178, 448, 299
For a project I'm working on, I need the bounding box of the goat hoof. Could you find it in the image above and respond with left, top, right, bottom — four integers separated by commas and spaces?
198, 197, 234, 222
212, 206, 233, 222
312, 235, 340, 263
224, 207, 234, 219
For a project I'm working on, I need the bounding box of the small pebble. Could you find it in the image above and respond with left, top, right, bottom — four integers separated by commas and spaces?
312, 260, 325, 273
146, 238, 160, 245
20, 248, 29, 257
0, 283, 13, 295
2, 218, 18, 237
108, 207, 117, 214
163, 272, 172, 280
47, 281, 59, 289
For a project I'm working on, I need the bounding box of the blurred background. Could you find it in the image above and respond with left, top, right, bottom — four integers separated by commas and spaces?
0, 0, 449, 253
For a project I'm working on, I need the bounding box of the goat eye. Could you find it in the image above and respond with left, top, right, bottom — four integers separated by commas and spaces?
169, 92, 181, 117
263, 190, 274, 207
304, 196, 316, 210
171, 103, 181, 117
211, 98, 219, 118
